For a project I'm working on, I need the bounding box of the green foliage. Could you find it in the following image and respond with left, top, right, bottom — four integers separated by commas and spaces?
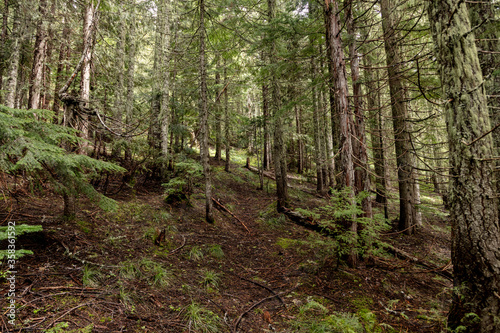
208, 244, 224, 259
290, 299, 387, 333
306, 188, 390, 261
184, 302, 223, 333
200, 269, 222, 290
44, 322, 93, 332
82, 265, 102, 287
0, 224, 43, 260
119, 261, 141, 280
163, 158, 203, 200
188, 246, 204, 261
0, 105, 125, 213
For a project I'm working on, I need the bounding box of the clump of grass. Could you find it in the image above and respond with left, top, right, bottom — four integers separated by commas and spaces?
82, 265, 101, 287
208, 245, 224, 259
119, 261, 141, 280
184, 302, 222, 333
150, 264, 173, 287
189, 246, 204, 261
200, 269, 222, 290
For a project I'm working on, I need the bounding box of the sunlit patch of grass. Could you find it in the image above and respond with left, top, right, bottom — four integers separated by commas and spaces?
119, 260, 141, 280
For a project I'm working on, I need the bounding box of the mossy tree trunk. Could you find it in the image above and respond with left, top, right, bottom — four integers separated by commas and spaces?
324, 0, 357, 266
380, 0, 419, 234
199, 0, 214, 223
428, 1, 500, 331
268, 0, 288, 212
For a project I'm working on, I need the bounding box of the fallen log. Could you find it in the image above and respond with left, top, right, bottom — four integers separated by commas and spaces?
212, 197, 251, 233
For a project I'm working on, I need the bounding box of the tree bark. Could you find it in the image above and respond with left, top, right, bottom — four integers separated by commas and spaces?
224, 61, 231, 172
199, 0, 214, 223
380, 0, 418, 234
428, 1, 500, 331
346, 0, 372, 218
268, 0, 288, 212
28, 0, 48, 110
5, 1, 23, 108
324, 0, 357, 266
0, 0, 9, 104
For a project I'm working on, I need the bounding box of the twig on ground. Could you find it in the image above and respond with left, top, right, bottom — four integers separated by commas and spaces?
212, 197, 251, 233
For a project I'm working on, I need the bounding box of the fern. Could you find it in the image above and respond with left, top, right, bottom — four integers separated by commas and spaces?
0, 224, 43, 260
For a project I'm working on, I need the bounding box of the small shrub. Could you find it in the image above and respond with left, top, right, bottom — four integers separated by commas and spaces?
200, 269, 222, 290
188, 246, 204, 261
82, 265, 101, 287
208, 245, 224, 259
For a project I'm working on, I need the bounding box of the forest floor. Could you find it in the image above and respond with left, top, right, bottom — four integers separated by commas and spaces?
0, 157, 452, 332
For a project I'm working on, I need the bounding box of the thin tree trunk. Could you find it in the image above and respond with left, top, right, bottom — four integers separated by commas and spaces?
199, 0, 213, 223
52, 17, 69, 123
311, 53, 324, 194
125, 7, 137, 162
428, 1, 500, 331
214, 58, 222, 161
380, 0, 418, 234
224, 61, 230, 172
346, 0, 372, 218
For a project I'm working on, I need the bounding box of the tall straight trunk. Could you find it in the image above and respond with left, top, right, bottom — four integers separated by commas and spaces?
124, 8, 137, 161
5, 1, 23, 108
214, 58, 222, 161
363, 49, 387, 210
52, 17, 69, 123
295, 106, 304, 174
428, 1, 500, 331
311, 53, 324, 193
262, 79, 270, 170
380, 0, 418, 234
112, 10, 126, 158
224, 61, 230, 172
468, 0, 500, 203
0, 0, 9, 104
346, 0, 372, 218
28, 0, 48, 110
324, 0, 357, 266
79, 0, 96, 152
199, 0, 213, 223
41, 0, 56, 110
268, 0, 288, 211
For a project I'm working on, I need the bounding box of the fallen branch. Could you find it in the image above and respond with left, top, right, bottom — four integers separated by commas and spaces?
212, 197, 251, 233
232, 286, 297, 333
224, 270, 285, 307
246, 165, 324, 198
385, 245, 453, 280
45, 302, 92, 329
168, 234, 186, 255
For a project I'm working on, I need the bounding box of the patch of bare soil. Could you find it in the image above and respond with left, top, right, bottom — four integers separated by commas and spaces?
0, 163, 451, 332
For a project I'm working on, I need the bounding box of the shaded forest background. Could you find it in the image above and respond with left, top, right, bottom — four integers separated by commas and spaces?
0, 0, 499, 332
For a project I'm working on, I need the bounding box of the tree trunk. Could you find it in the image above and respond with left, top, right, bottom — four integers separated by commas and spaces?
79, 0, 97, 153
224, 62, 231, 172
268, 0, 288, 212
311, 53, 324, 194
125, 7, 137, 162
214, 58, 222, 161
52, 17, 69, 123
346, 0, 372, 218
428, 1, 500, 331
380, 0, 418, 234
324, 0, 357, 266
199, 0, 214, 223
0, 0, 8, 104
5, 1, 23, 108
28, 0, 48, 110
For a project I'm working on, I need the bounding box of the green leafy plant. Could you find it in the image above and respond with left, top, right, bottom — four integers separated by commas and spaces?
162, 158, 203, 203
119, 261, 141, 280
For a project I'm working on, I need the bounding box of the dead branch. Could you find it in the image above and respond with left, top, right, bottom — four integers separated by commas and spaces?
212, 197, 251, 233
